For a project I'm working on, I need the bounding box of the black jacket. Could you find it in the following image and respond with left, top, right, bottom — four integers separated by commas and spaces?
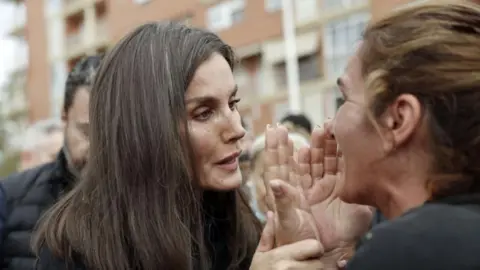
1, 150, 75, 270
348, 193, 480, 269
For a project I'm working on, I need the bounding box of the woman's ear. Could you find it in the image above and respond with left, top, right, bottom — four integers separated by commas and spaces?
378, 94, 422, 153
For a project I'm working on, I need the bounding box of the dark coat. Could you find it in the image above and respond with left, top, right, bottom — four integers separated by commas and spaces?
1, 150, 75, 270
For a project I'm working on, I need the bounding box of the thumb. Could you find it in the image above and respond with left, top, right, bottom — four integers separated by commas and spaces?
337, 260, 348, 270
270, 180, 299, 230
276, 239, 324, 260
256, 211, 275, 252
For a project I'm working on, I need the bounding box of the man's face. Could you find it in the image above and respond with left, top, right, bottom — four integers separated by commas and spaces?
62, 86, 90, 176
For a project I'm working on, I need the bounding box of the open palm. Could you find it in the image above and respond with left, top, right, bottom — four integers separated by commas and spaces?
301, 127, 372, 251
263, 124, 372, 263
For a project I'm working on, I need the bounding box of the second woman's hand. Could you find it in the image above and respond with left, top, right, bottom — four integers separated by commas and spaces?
263, 123, 372, 267
251, 211, 327, 270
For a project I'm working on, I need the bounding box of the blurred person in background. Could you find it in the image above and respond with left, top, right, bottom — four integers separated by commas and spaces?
280, 113, 312, 140
0, 55, 102, 270
247, 131, 309, 222
19, 119, 63, 171
0, 183, 5, 263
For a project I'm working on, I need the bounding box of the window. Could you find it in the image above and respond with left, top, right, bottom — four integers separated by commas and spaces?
233, 66, 251, 99
274, 101, 289, 122
273, 62, 287, 87
274, 53, 321, 87
231, 8, 244, 23
322, 0, 368, 10
45, 0, 61, 16
298, 54, 321, 82
265, 0, 282, 12
323, 12, 370, 78
295, 0, 317, 22
206, 0, 245, 31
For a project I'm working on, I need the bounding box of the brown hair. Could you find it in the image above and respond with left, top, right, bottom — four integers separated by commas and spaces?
360, 1, 480, 198
33, 22, 261, 269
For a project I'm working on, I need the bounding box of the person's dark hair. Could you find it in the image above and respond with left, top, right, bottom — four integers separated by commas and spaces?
63, 55, 103, 113
33, 22, 261, 270
280, 113, 312, 133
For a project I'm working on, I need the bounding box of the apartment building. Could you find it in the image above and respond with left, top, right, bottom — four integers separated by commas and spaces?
5, 0, 436, 133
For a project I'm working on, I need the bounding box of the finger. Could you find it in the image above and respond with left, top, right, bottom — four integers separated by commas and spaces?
264, 125, 279, 178
270, 180, 299, 230
310, 128, 326, 180
287, 138, 294, 157
263, 171, 276, 212
284, 260, 326, 270
277, 125, 290, 183
256, 211, 276, 252
324, 131, 338, 175
288, 156, 298, 186
296, 147, 312, 189
338, 260, 348, 270
276, 239, 324, 260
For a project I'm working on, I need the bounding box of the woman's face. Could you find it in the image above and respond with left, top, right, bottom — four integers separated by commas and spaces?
333, 46, 387, 204
185, 53, 246, 191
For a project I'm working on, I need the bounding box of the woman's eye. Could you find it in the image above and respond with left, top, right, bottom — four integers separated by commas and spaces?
195, 110, 213, 121
229, 98, 241, 110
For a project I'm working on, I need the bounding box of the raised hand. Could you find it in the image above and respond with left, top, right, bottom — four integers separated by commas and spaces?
298, 124, 373, 260
263, 123, 373, 265
263, 124, 319, 246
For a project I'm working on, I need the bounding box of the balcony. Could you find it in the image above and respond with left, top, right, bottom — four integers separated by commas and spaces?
63, 0, 92, 16
8, 2, 26, 37
294, 0, 370, 32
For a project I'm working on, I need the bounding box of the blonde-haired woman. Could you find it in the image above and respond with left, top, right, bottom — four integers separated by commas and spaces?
251, 2, 480, 270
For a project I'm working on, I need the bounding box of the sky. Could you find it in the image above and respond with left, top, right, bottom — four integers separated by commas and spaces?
0, 1, 18, 87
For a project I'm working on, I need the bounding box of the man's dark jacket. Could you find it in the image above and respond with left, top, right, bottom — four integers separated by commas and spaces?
0, 150, 74, 270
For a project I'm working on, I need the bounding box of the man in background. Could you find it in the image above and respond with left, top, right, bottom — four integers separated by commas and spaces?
0, 55, 102, 270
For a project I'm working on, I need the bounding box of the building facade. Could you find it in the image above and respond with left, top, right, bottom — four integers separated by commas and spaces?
7, 0, 438, 133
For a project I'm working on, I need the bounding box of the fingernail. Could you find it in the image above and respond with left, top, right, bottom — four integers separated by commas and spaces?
338, 260, 347, 268
270, 181, 283, 196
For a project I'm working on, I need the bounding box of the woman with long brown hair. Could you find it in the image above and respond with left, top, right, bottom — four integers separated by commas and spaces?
32, 22, 327, 270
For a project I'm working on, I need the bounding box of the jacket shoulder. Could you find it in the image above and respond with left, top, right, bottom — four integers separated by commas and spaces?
0, 162, 56, 202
